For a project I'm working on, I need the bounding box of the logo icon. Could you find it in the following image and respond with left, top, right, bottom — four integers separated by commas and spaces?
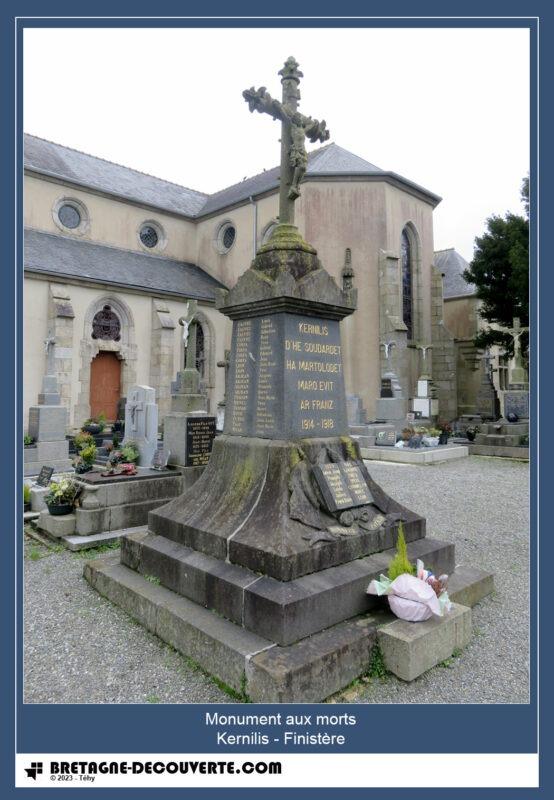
24, 762, 43, 781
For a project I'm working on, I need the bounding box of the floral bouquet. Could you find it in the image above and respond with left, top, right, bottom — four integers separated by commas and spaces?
367, 559, 452, 622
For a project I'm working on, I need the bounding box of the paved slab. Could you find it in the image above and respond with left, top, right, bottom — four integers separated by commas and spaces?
361, 445, 468, 464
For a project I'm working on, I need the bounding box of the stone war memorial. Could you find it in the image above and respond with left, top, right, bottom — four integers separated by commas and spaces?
85, 58, 492, 702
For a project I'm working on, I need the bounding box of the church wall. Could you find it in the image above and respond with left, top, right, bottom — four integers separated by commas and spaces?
23, 277, 50, 432
298, 180, 388, 417
24, 174, 198, 264
444, 295, 481, 340
23, 273, 226, 430
194, 193, 279, 289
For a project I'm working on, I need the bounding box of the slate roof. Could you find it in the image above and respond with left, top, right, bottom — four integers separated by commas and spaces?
24, 134, 208, 217
434, 248, 476, 298
24, 229, 226, 301
24, 135, 441, 218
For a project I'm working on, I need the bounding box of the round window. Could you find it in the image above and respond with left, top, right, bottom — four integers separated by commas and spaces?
140, 225, 159, 248
58, 203, 81, 229
216, 222, 236, 254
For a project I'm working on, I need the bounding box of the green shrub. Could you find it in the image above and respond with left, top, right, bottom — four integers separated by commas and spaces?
121, 441, 139, 464
80, 443, 97, 465
74, 431, 95, 451
23, 484, 31, 504
388, 522, 415, 581
24, 434, 35, 446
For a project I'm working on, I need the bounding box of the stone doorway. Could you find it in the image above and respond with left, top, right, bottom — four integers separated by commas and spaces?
90, 352, 121, 421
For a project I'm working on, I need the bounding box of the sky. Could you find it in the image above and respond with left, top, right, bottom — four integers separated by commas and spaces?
23, 26, 530, 262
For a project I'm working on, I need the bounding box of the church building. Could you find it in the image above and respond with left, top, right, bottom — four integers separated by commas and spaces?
24, 133, 460, 431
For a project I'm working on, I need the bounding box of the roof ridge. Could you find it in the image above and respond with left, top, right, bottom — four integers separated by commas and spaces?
24, 133, 208, 199
205, 142, 335, 200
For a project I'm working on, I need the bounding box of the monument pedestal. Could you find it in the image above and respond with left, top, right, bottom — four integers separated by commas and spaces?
25, 374, 71, 477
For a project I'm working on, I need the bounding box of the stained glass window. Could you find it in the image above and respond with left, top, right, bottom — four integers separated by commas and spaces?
195, 323, 205, 378
140, 225, 159, 248
58, 204, 81, 229
92, 305, 121, 341
401, 229, 413, 339
222, 226, 236, 250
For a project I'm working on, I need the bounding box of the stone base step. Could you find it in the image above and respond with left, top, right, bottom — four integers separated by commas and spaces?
474, 434, 522, 447
62, 525, 147, 551
361, 445, 468, 464
121, 530, 455, 645
468, 443, 529, 460
83, 554, 378, 703
447, 565, 494, 607
378, 603, 472, 681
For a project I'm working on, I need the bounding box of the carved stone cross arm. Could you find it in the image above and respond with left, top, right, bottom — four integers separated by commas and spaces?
242, 57, 330, 224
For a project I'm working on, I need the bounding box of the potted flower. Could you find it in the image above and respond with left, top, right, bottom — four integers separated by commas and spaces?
423, 427, 440, 447
401, 426, 414, 442
73, 442, 97, 474
465, 424, 480, 442
437, 420, 452, 445
120, 442, 140, 464
44, 477, 80, 516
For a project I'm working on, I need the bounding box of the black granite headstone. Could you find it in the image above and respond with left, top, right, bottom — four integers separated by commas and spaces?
380, 378, 393, 398
312, 462, 374, 513
36, 466, 54, 487
185, 417, 216, 467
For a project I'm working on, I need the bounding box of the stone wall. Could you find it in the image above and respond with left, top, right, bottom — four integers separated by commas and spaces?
431, 267, 457, 422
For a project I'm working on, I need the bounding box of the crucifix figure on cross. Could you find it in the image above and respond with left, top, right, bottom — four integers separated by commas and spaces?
243, 57, 330, 226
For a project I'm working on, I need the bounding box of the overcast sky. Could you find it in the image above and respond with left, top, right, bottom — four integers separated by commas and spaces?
23, 26, 530, 262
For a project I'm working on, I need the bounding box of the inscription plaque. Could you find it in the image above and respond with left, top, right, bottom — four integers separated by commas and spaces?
312, 462, 374, 513
380, 378, 393, 398
504, 391, 529, 420
225, 312, 348, 439
375, 428, 396, 446
185, 417, 216, 467
151, 447, 170, 470
36, 466, 54, 487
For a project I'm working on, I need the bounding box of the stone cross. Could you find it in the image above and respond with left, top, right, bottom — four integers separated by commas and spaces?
178, 300, 198, 371
380, 340, 396, 364
502, 317, 529, 366
243, 57, 330, 225
44, 332, 56, 375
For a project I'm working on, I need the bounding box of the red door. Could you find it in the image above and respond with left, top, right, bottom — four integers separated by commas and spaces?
90, 352, 121, 421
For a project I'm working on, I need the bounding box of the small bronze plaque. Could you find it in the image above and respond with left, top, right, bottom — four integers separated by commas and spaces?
312, 462, 373, 513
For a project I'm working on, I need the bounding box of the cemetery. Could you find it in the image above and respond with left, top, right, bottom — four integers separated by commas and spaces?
22, 57, 529, 705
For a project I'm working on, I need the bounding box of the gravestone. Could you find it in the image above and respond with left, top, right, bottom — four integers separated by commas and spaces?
24, 333, 72, 477
185, 417, 216, 467
36, 466, 54, 487
163, 311, 216, 487
124, 385, 158, 467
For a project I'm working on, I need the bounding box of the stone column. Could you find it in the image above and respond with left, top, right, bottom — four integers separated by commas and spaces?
48, 283, 75, 428
149, 300, 175, 421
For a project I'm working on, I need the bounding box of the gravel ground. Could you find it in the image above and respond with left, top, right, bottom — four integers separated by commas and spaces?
24, 455, 530, 705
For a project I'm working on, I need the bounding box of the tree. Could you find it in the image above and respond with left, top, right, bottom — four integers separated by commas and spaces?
463, 175, 529, 355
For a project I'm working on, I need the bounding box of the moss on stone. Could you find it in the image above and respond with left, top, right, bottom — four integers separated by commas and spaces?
231, 458, 255, 498
340, 436, 357, 460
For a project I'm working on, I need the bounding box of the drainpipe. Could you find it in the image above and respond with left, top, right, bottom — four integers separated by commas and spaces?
249, 195, 257, 258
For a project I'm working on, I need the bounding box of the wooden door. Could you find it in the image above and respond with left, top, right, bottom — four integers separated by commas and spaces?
90, 352, 121, 421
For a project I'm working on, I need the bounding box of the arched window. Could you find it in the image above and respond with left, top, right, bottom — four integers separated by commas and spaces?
184, 322, 206, 379
401, 229, 413, 339
195, 323, 205, 378
91, 305, 121, 341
